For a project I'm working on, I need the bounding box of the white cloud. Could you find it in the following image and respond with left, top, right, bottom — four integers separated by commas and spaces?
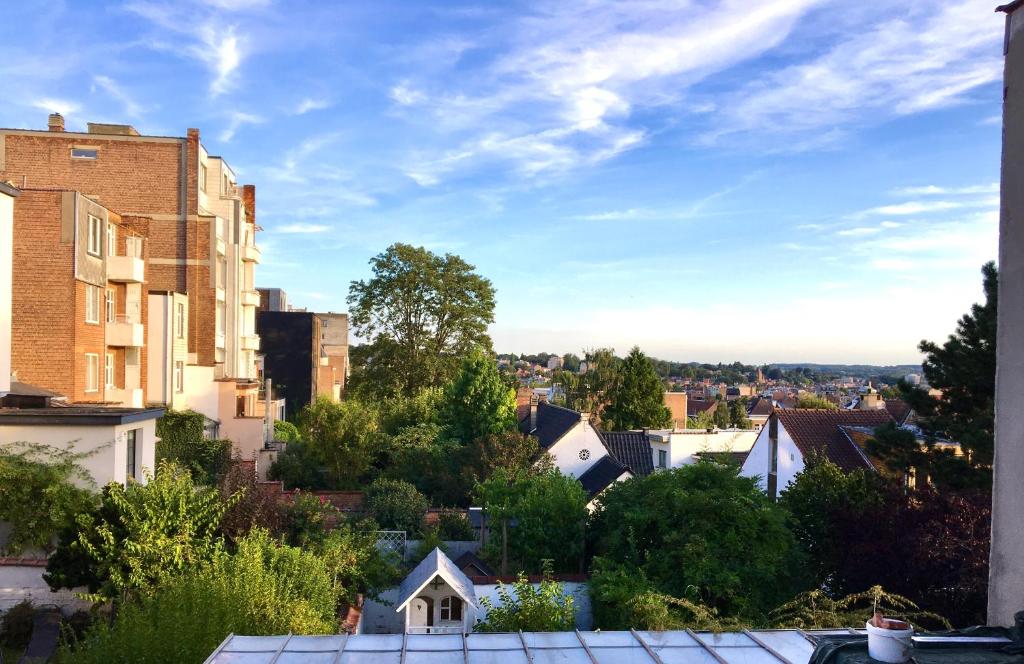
890, 183, 998, 196
838, 226, 882, 236
856, 200, 964, 216
275, 223, 330, 234
92, 75, 146, 117
219, 111, 263, 141
295, 97, 330, 114
390, 83, 426, 106
30, 97, 80, 116
200, 25, 242, 96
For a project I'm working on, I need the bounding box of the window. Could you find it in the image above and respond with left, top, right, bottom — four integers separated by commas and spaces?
199, 163, 207, 192
71, 147, 98, 160
658, 449, 668, 469
105, 353, 114, 388
126, 429, 138, 482
87, 215, 102, 256
175, 302, 185, 338
174, 360, 184, 393
439, 596, 462, 622
107, 223, 117, 257
105, 289, 115, 323
85, 353, 99, 392
85, 285, 100, 324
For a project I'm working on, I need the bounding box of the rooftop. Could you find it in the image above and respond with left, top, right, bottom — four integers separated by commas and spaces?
0, 406, 165, 425
521, 401, 583, 449
599, 431, 655, 476
775, 408, 894, 472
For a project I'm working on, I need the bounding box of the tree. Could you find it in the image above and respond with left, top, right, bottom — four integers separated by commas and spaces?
691, 409, 716, 430
383, 423, 468, 506
713, 401, 731, 429
47, 461, 239, 604
601, 347, 672, 431
475, 562, 576, 632
728, 400, 752, 429
477, 469, 588, 575
901, 262, 996, 487
442, 348, 517, 445
217, 460, 284, 546
794, 393, 837, 410
558, 348, 619, 417
589, 462, 802, 620
0, 442, 97, 554
299, 397, 380, 489
365, 478, 428, 535
267, 439, 331, 490
347, 243, 496, 397
156, 410, 232, 485
462, 430, 540, 485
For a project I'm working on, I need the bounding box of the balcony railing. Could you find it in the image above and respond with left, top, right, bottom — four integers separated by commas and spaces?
240, 244, 261, 263
240, 289, 260, 307
240, 334, 260, 351
108, 314, 144, 347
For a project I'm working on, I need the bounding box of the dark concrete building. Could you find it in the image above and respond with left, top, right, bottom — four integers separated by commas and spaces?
255, 311, 321, 413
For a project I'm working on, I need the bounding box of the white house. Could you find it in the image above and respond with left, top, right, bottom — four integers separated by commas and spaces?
394, 548, 478, 634
740, 408, 894, 499
646, 428, 759, 470
0, 406, 164, 487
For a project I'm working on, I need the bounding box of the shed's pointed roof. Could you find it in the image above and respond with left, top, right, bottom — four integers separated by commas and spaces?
395, 547, 477, 613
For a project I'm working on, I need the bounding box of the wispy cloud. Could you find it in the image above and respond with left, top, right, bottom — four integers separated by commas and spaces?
294, 97, 330, 114
890, 183, 998, 196
219, 111, 263, 141
275, 222, 330, 234
30, 97, 80, 116
92, 75, 147, 117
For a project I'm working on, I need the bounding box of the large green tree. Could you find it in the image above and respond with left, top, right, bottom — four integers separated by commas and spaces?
556, 348, 619, 417
601, 347, 672, 431
589, 462, 802, 620
442, 348, 517, 444
900, 261, 996, 487
347, 243, 496, 397
298, 397, 380, 489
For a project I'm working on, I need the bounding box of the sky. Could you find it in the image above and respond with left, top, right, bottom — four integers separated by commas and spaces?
0, 0, 1006, 365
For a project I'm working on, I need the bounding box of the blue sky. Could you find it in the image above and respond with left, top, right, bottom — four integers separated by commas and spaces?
0, 0, 1005, 365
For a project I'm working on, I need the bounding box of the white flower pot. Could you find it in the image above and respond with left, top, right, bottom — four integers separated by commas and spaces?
865, 619, 914, 663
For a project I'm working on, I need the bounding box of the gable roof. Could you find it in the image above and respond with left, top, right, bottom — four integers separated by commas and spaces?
599, 431, 654, 476
747, 397, 774, 417
452, 551, 496, 577
577, 455, 629, 498
395, 548, 477, 613
883, 398, 913, 426
687, 400, 718, 417
776, 408, 894, 472
521, 401, 584, 449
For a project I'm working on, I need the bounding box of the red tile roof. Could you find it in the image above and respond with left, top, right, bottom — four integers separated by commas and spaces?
776, 408, 894, 472
687, 400, 718, 417
883, 398, 913, 425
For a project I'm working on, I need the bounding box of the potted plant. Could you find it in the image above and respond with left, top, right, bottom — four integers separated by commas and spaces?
866, 611, 914, 663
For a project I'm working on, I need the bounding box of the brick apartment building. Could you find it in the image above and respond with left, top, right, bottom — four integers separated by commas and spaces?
0, 114, 270, 456
11, 189, 149, 406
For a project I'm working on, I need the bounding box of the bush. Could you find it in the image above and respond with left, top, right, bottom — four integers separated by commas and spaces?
318, 525, 403, 606
268, 439, 331, 490
412, 527, 448, 564
156, 410, 231, 485
0, 600, 35, 649
282, 492, 339, 548
59, 530, 338, 664
217, 461, 284, 546
273, 419, 301, 443
365, 478, 428, 535
475, 562, 575, 632
435, 509, 475, 541
0, 442, 97, 554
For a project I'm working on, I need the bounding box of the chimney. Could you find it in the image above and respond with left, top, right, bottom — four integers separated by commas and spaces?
48, 113, 64, 132
529, 394, 539, 432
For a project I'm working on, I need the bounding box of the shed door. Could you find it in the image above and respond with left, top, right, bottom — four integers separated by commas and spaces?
409, 597, 433, 627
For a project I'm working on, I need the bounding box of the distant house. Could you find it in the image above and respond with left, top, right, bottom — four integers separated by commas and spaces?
647, 428, 758, 470
662, 392, 688, 429
740, 408, 895, 499
746, 396, 774, 431
686, 398, 718, 424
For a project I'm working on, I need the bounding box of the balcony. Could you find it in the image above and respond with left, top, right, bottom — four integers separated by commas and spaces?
107, 255, 145, 283
216, 236, 226, 256
240, 244, 261, 263
216, 286, 226, 302
106, 387, 144, 408
107, 315, 144, 347
241, 289, 260, 307
240, 334, 260, 351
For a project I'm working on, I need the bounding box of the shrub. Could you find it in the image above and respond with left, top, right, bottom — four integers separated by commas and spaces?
268, 439, 331, 490
156, 410, 231, 485
318, 525, 403, 606
59, 530, 338, 664
283, 491, 339, 548
273, 419, 301, 443
435, 509, 475, 541
217, 461, 284, 546
475, 562, 575, 632
0, 442, 97, 554
365, 478, 428, 535
412, 527, 448, 564
0, 600, 35, 649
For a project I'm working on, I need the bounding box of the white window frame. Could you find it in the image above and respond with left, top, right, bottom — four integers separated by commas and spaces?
199, 163, 207, 192
126, 429, 138, 482
174, 360, 185, 393
85, 353, 99, 392
439, 596, 462, 622
105, 353, 114, 388
175, 302, 185, 339
71, 147, 98, 160
105, 289, 116, 323
107, 222, 117, 257
87, 215, 102, 256
85, 285, 100, 324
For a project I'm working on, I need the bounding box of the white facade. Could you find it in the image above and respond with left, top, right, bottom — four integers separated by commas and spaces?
0, 185, 13, 396
648, 429, 759, 470
547, 418, 611, 479
0, 415, 160, 488
147, 292, 190, 411
740, 422, 804, 494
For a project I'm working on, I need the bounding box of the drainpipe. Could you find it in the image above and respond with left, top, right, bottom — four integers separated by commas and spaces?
264, 377, 273, 448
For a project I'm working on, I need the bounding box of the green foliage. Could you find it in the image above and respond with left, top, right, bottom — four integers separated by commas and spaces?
0, 442, 97, 554
462, 430, 539, 486
477, 468, 587, 574
770, 586, 951, 631
50, 461, 239, 604
1, 600, 35, 650
282, 491, 339, 548
365, 478, 428, 535
713, 400, 731, 428
589, 462, 801, 620
317, 524, 403, 605
442, 348, 517, 444
156, 410, 232, 485
298, 397, 380, 489
59, 530, 339, 664
901, 262, 996, 488
728, 400, 752, 429
557, 348, 620, 417
794, 393, 838, 410
217, 461, 284, 546
475, 562, 575, 632
383, 423, 468, 506
347, 243, 496, 398
435, 509, 475, 541
379, 388, 443, 435
601, 347, 672, 431
690, 409, 716, 430
273, 419, 301, 443
412, 527, 448, 563
865, 422, 927, 484
267, 439, 330, 490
